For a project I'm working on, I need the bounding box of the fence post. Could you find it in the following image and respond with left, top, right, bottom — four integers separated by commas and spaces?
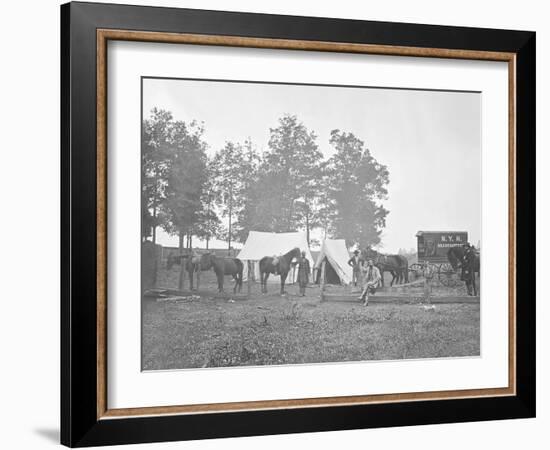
196, 266, 200, 291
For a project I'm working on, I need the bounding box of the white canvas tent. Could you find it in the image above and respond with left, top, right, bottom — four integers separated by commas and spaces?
238, 231, 314, 283
314, 239, 353, 285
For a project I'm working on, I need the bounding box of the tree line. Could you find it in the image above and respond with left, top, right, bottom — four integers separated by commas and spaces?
142, 108, 390, 252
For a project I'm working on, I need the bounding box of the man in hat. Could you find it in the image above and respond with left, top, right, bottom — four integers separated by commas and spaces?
358, 259, 381, 306
348, 249, 362, 286
461, 242, 476, 296
296, 250, 310, 297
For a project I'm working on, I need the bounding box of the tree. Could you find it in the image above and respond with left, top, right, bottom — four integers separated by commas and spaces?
232, 138, 261, 242
211, 139, 260, 248
255, 114, 323, 239
141, 108, 173, 242
193, 158, 223, 249
211, 142, 241, 249
324, 129, 389, 248
162, 120, 208, 253
314, 160, 335, 240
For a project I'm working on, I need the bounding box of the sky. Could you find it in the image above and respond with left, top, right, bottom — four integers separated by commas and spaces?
143, 77, 481, 253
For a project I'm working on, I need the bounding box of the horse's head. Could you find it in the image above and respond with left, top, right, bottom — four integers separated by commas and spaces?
362, 246, 378, 262
447, 247, 462, 270
287, 247, 301, 259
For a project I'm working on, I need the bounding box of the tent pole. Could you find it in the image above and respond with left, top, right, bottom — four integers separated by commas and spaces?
247, 260, 252, 298
320, 260, 326, 302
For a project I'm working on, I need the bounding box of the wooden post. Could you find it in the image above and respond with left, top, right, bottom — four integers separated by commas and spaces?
320, 260, 326, 301
178, 256, 185, 291
247, 260, 252, 298
196, 267, 201, 291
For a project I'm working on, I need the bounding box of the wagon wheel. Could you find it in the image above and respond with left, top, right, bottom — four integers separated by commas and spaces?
438, 262, 460, 287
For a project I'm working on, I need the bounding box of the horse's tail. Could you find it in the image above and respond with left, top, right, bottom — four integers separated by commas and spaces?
258, 256, 268, 274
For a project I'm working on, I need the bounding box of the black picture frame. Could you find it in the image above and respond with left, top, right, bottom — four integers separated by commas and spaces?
61, 1, 535, 447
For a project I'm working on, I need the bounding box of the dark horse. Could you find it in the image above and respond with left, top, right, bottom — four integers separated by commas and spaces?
200, 253, 243, 294
447, 246, 480, 296
185, 254, 203, 290
259, 247, 301, 295
362, 247, 409, 286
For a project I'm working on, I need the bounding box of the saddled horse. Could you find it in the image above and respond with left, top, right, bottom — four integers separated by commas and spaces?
185, 254, 203, 290
447, 246, 480, 296
168, 251, 203, 290
259, 247, 301, 295
362, 247, 409, 286
200, 253, 243, 294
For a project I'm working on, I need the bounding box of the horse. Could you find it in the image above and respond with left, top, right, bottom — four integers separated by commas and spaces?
200, 253, 243, 294
166, 252, 187, 270
362, 247, 409, 286
447, 246, 480, 296
167, 251, 203, 290
259, 247, 301, 295
185, 254, 203, 290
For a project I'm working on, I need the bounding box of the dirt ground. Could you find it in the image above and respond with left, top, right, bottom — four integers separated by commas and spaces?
142, 266, 480, 370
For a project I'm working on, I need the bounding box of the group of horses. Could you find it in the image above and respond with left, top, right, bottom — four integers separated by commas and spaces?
362, 245, 479, 295
166, 244, 479, 296
167, 247, 301, 295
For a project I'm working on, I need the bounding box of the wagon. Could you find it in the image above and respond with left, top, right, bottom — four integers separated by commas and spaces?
410, 231, 468, 286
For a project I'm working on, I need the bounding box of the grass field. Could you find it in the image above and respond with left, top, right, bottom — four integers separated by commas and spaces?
142, 267, 480, 370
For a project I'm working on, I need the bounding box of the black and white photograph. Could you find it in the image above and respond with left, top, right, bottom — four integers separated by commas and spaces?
141, 77, 482, 370
0, 0, 542, 447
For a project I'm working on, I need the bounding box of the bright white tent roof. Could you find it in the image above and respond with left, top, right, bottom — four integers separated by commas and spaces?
314, 239, 353, 285
238, 231, 314, 283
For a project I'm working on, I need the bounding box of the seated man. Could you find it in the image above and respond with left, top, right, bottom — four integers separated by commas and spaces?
358, 258, 381, 306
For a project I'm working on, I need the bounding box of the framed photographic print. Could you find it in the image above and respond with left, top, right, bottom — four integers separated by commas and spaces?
61, 1, 535, 447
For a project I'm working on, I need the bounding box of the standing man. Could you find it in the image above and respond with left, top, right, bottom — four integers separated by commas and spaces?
296, 251, 310, 297
348, 249, 362, 287
422, 260, 435, 302
461, 243, 476, 296
358, 259, 381, 306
